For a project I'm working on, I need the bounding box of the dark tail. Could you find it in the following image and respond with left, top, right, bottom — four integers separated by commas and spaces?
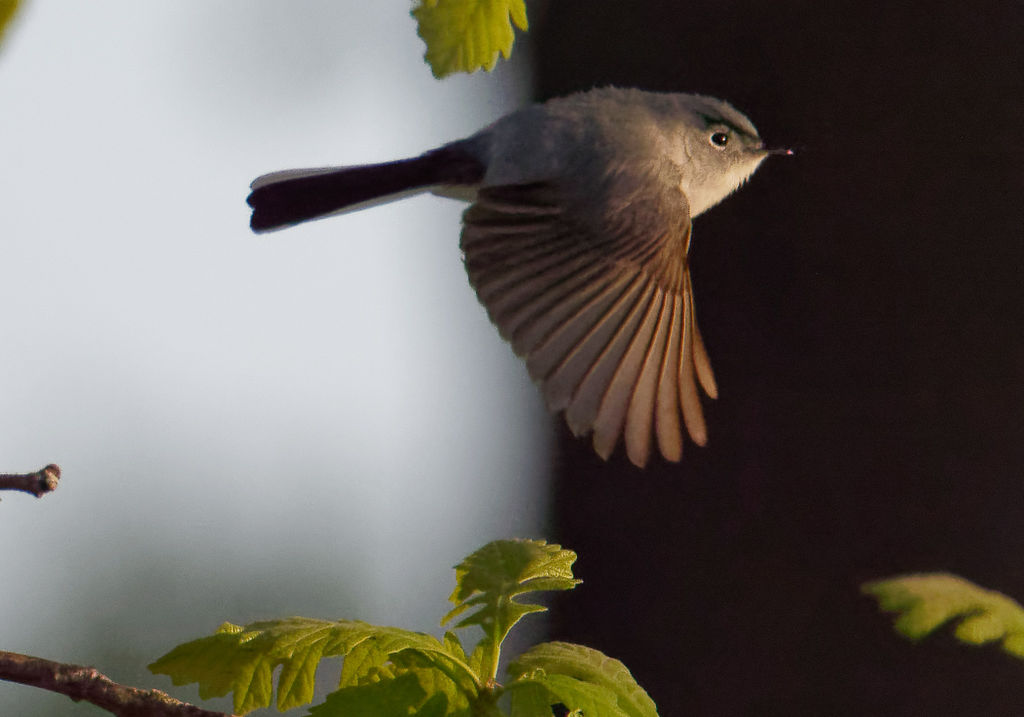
247, 143, 485, 233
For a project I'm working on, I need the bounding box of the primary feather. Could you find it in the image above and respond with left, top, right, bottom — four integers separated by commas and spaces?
247, 87, 779, 468
461, 178, 714, 468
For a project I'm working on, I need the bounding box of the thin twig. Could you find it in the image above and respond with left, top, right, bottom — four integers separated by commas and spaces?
0, 650, 235, 717
0, 464, 60, 498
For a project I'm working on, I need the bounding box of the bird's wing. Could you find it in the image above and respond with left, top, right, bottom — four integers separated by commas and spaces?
460, 167, 717, 468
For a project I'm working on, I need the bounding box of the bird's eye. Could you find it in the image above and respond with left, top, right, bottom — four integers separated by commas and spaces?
710, 131, 729, 148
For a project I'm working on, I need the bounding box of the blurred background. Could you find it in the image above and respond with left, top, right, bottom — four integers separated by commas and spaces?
3, 1, 1024, 715
536, 2, 1024, 715
0, 2, 545, 714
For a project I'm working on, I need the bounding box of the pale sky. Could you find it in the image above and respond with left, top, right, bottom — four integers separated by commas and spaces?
0, 3, 547, 713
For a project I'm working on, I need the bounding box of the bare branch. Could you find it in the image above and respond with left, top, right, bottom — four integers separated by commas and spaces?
0, 651, 235, 717
0, 464, 60, 498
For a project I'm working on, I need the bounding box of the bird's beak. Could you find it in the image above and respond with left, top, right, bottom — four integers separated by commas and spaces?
756, 140, 794, 157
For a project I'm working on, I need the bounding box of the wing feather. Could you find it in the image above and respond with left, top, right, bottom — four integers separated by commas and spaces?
504, 269, 620, 353
624, 291, 673, 467
679, 273, 708, 446
687, 271, 718, 400
564, 278, 658, 436
654, 295, 684, 462
460, 177, 717, 467
540, 273, 648, 411
485, 259, 618, 351
589, 287, 664, 461
474, 247, 605, 313
525, 274, 636, 392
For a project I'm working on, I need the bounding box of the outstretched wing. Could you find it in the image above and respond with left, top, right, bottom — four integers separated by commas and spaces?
460, 171, 717, 468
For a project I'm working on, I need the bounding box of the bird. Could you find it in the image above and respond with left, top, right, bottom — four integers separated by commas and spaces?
247, 87, 790, 468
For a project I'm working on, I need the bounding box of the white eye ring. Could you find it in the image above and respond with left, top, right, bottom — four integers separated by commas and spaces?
709, 131, 729, 149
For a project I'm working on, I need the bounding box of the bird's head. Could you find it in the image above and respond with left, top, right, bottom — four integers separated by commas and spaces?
672, 94, 791, 217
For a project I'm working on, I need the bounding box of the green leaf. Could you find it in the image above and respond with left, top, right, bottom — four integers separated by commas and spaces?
443, 540, 580, 681
403, 665, 471, 717
863, 573, 1024, 657
508, 680, 559, 717
338, 636, 395, 687
412, 0, 528, 79
308, 672, 427, 717
507, 673, 629, 717
0, 0, 21, 47
336, 635, 472, 715
466, 638, 489, 680
443, 631, 468, 663
414, 692, 452, 717
445, 540, 580, 625
150, 617, 478, 715
391, 648, 479, 697
508, 642, 658, 717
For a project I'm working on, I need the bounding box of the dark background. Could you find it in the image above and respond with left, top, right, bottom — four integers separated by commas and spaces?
532, 2, 1024, 714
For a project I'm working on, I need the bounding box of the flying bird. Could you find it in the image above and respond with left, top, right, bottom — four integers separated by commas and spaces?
247, 87, 789, 467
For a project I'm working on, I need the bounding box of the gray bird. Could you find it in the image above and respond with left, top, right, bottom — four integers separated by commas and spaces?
247, 87, 789, 468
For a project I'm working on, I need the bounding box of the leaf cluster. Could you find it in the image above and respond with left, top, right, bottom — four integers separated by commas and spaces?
863, 573, 1024, 658
412, 0, 528, 78
0, 0, 21, 47
150, 539, 659, 717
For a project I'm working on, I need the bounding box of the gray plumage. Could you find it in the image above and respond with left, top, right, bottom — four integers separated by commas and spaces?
247, 87, 787, 467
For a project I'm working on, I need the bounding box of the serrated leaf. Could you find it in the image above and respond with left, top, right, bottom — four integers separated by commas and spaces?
412, 0, 528, 78
0, 0, 20, 47
338, 636, 394, 687
308, 672, 427, 717
150, 617, 477, 715
506, 674, 629, 717
445, 539, 580, 626
391, 648, 479, 696
466, 638, 488, 678
443, 631, 468, 662
404, 665, 472, 717
414, 692, 451, 717
443, 540, 580, 681
338, 639, 471, 716
863, 573, 1024, 658
508, 642, 658, 717
508, 681, 559, 717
